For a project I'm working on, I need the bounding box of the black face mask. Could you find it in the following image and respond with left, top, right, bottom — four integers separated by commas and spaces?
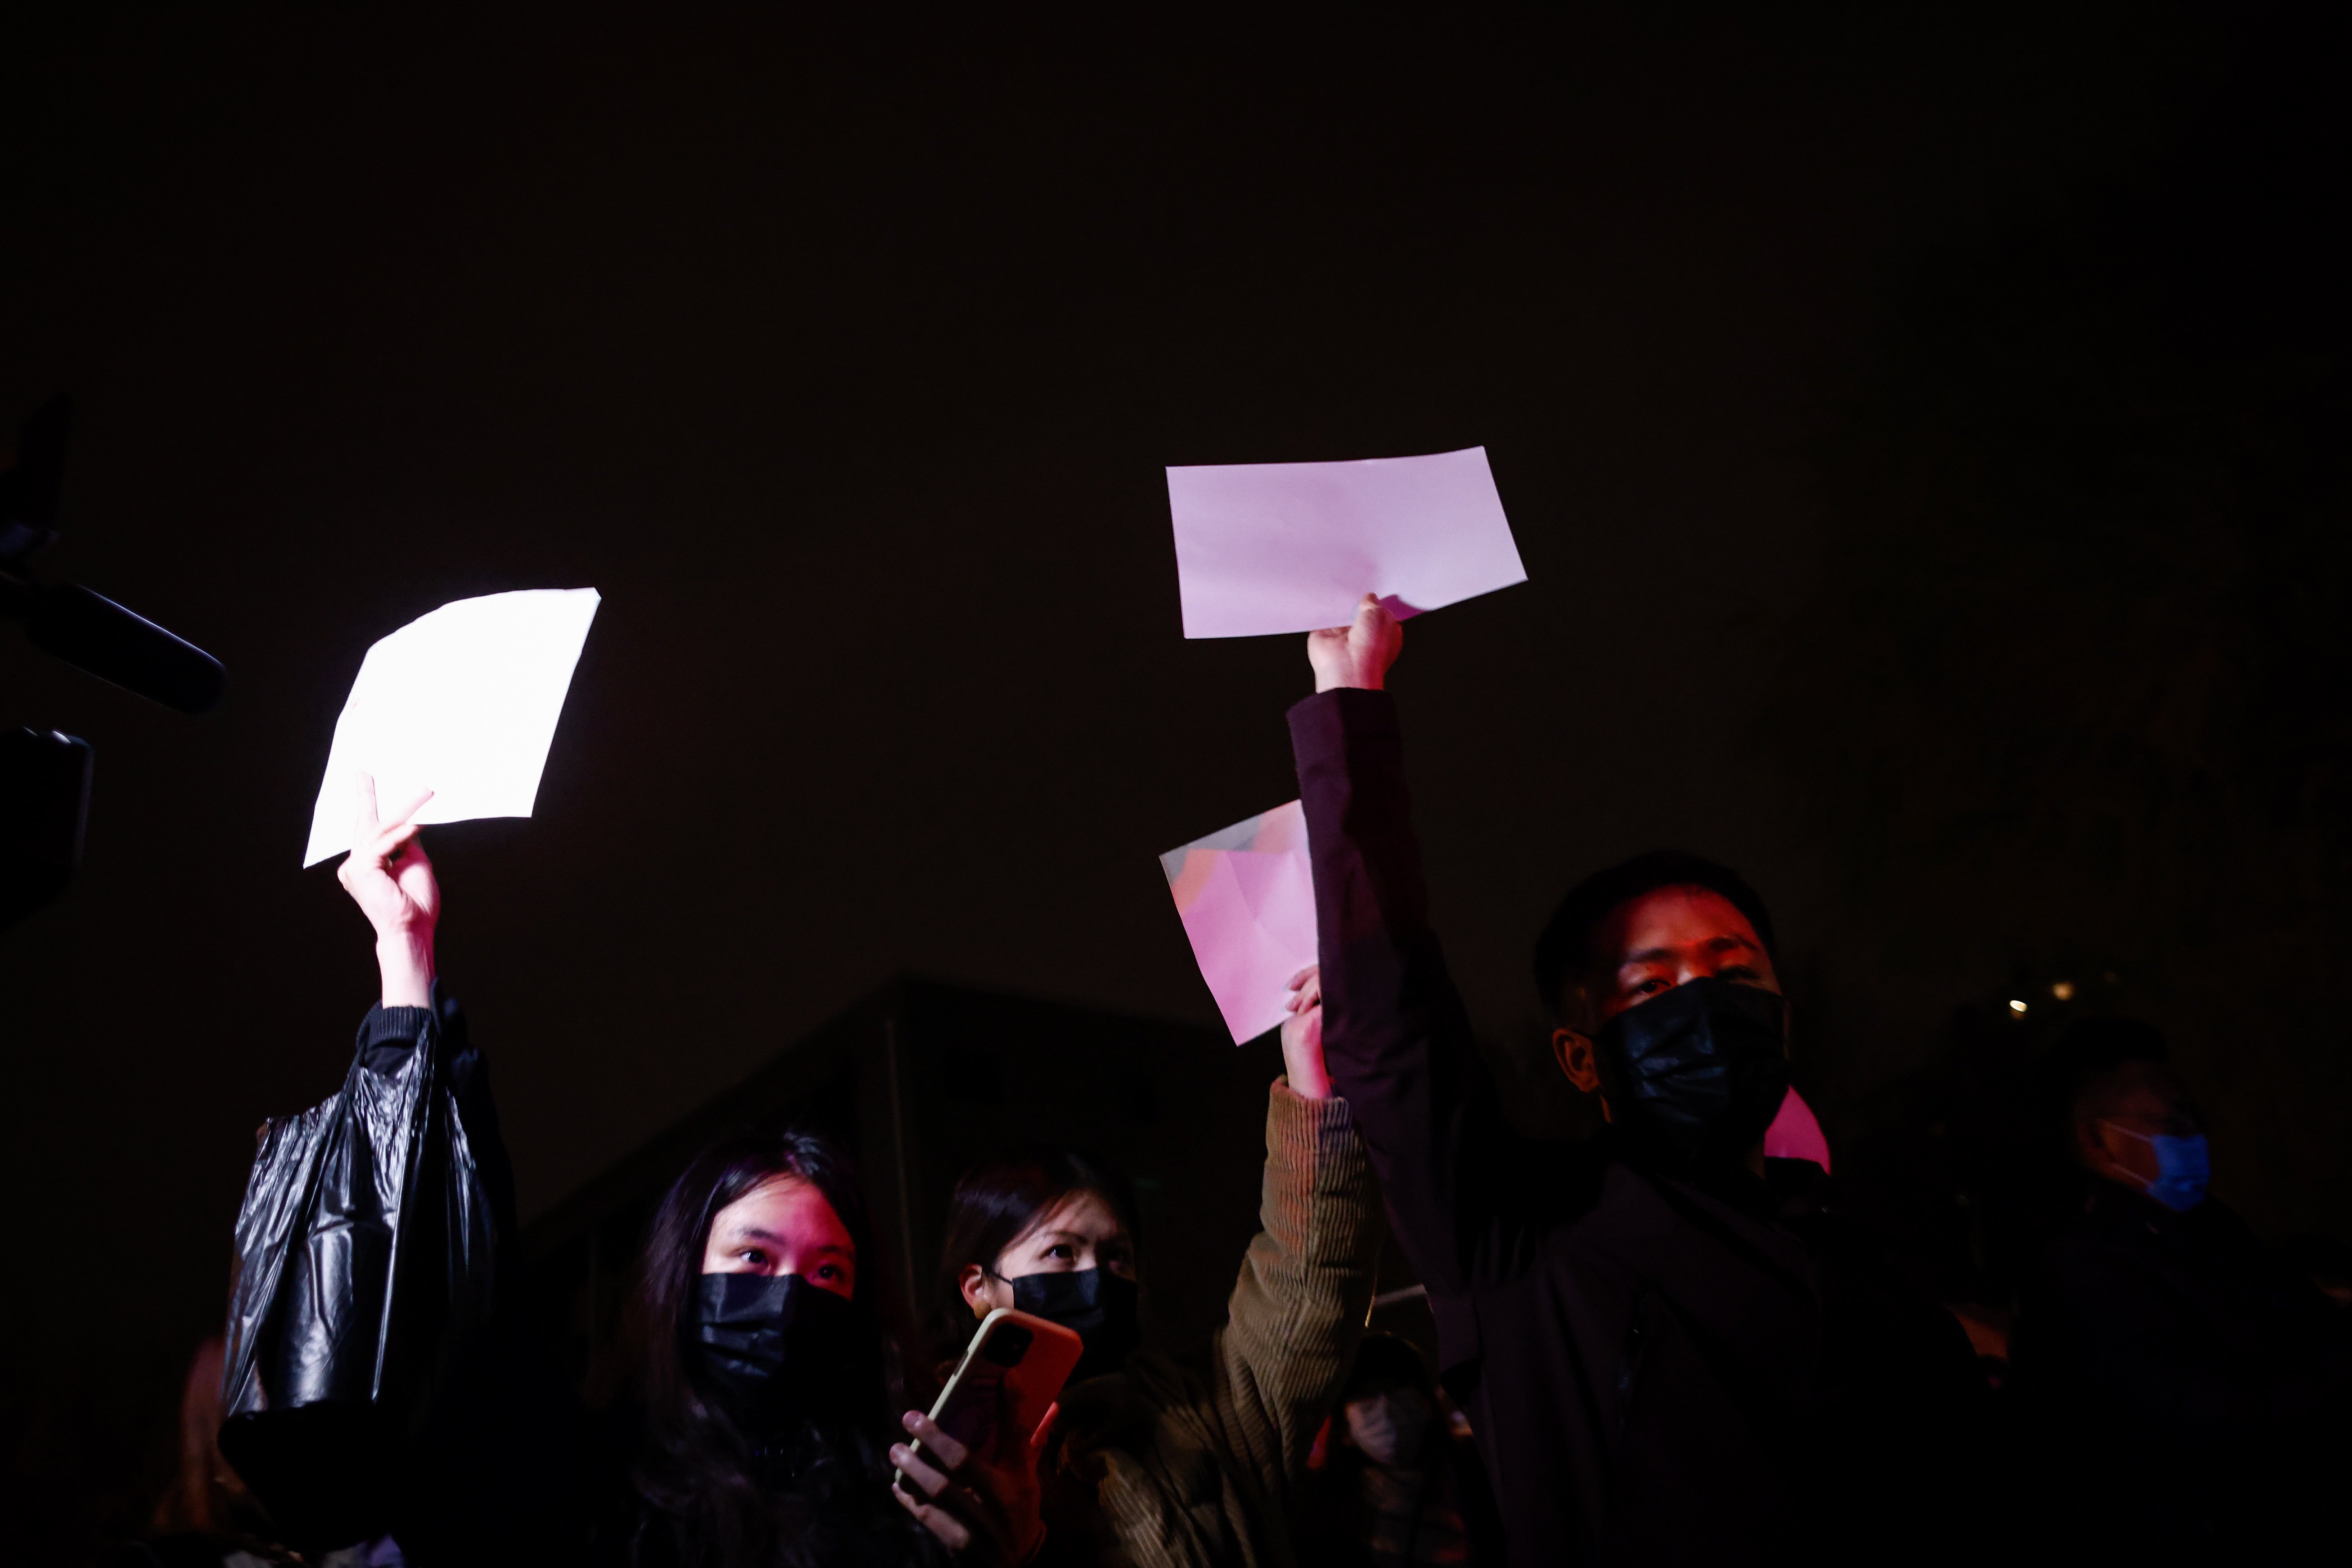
688, 1272, 867, 1424
1592, 976, 1791, 1174
1007, 1266, 1140, 1382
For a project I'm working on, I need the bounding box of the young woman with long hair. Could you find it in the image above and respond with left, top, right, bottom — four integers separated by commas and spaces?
929, 966, 1384, 1567
238, 779, 1041, 1568
619, 1126, 1017, 1567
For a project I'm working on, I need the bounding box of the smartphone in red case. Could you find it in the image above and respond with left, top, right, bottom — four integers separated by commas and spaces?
897, 1306, 1082, 1482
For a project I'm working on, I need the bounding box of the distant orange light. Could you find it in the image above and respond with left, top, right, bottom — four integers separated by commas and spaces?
2052, 981, 2076, 1001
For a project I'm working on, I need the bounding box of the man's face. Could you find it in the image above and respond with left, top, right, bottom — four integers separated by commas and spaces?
2077, 1064, 2200, 1192
1551, 885, 1780, 1099
1341, 1379, 1432, 1469
1587, 886, 1780, 1024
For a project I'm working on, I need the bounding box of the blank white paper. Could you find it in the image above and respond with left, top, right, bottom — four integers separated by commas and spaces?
1166, 446, 1526, 639
301, 589, 602, 867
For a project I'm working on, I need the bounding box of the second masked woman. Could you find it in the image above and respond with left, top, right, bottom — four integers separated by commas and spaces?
931, 965, 1382, 1567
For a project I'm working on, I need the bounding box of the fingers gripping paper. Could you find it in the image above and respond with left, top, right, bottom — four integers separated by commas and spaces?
1161, 801, 1317, 1045
302, 589, 601, 866
1166, 446, 1526, 639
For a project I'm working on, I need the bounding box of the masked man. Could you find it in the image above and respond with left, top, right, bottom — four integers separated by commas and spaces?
1287, 597, 1983, 1566
2012, 1027, 2352, 1558
1298, 1334, 1504, 1568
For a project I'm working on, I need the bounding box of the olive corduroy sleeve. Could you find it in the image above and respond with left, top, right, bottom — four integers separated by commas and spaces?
1208, 1077, 1382, 1498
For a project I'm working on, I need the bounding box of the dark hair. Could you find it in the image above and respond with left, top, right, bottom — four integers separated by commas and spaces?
627, 1126, 934, 1568
1341, 1333, 1434, 1402
931, 1149, 1136, 1367
2042, 1017, 2174, 1125
2047, 1015, 2170, 1076
1531, 850, 1778, 1019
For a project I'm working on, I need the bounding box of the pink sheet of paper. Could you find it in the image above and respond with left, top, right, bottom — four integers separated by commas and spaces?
1160, 800, 1318, 1044
1166, 446, 1527, 639
1764, 1086, 1831, 1172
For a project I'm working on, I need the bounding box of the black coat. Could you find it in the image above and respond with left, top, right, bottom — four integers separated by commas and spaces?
2010, 1180, 2352, 1560
1289, 690, 1985, 1567
233, 999, 943, 1568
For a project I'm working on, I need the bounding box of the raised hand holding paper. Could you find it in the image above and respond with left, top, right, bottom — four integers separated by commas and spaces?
1161, 800, 1317, 1044
302, 589, 601, 867
1166, 445, 1525, 639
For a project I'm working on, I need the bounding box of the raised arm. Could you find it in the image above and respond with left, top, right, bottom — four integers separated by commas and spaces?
1288, 597, 1531, 1303
329, 774, 511, 1216
223, 777, 544, 1561
1204, 972, 1381, 1495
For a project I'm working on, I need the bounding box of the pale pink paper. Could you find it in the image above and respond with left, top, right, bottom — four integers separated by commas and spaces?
1764, 1086, 1831, 1172
1160, 800, 1317, 1044
1166, 446, 1526, 639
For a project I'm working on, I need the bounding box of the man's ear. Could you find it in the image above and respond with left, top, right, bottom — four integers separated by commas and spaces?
1551, 1028, 1603, 1095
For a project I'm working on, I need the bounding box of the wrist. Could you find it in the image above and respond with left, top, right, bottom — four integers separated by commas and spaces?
1312, 665, 1382, 694
375, 928, 437, 1009
1280, 1050, 1334, 1100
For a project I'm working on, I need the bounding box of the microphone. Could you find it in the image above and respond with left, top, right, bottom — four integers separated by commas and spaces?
0, 727, 91, 929
26, 582, 227, 715
0, 394, 69, 567
2, 393, 224, 926
1, 393, 227, 714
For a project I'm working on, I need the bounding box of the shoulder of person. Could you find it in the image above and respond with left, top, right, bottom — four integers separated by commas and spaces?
2072, 1181, 2200, 1253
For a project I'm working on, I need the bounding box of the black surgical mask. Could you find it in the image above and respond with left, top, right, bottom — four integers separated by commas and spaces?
688, 1272, 866, 1423
1007, 1266, 1140, 1382
1592, 976, 1791, 1174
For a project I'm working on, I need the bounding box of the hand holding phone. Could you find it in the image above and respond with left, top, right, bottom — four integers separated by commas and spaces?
900, 1307, 1081, 1481
891, 1308, 1077, 1558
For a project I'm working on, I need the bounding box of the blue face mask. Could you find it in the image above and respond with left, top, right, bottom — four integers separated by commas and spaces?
2105, 1124, 2211, 1212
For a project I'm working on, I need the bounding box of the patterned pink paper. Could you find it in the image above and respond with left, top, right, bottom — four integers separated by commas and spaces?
1160, 800, 1318, 1044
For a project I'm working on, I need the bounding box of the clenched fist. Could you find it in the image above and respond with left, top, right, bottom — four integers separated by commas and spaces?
1307, 594, 1404, 693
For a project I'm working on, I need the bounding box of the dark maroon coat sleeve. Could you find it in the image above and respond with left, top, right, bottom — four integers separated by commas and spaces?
1288, 688, 1549, 1311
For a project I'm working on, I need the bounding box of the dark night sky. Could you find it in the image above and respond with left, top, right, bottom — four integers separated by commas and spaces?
5, 6, 2342, 1541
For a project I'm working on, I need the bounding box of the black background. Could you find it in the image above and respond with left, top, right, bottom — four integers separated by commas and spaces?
5, 7, 2348, 1554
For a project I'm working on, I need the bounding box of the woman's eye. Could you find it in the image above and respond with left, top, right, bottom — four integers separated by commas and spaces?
816, 1264, 841, 1281
1046, 1243, 1074, 1260
739, 1249, 766, 1266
